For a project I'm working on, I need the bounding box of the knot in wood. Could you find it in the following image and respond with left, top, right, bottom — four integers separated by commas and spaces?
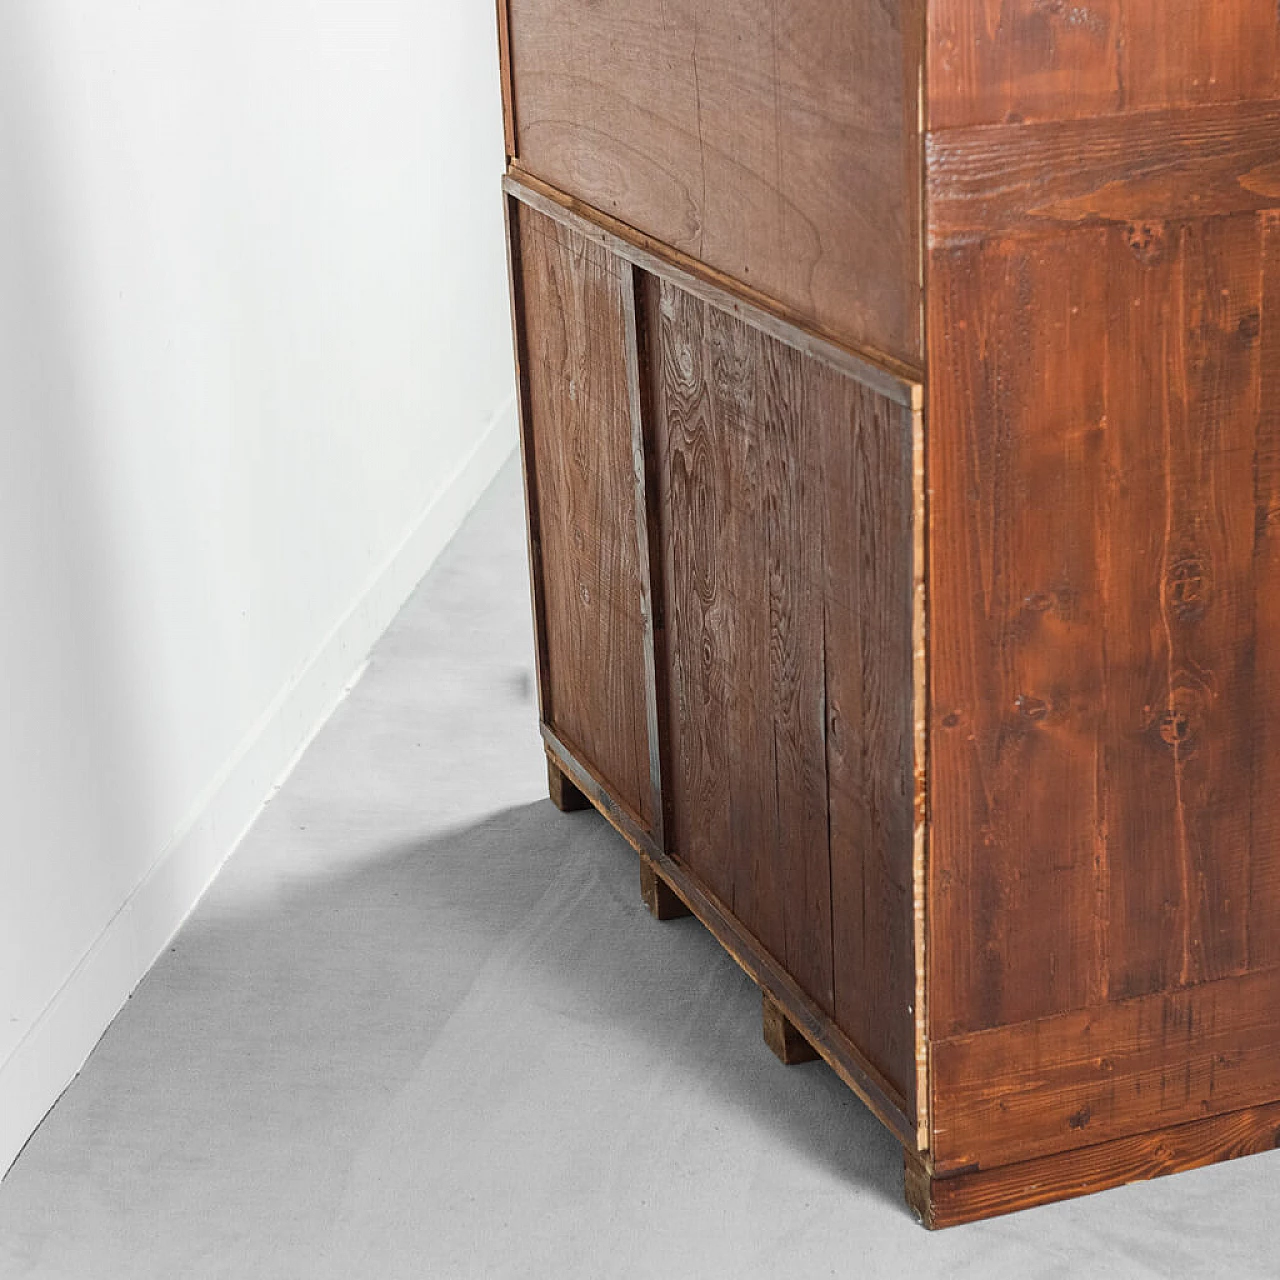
1126, 221, 1168, 265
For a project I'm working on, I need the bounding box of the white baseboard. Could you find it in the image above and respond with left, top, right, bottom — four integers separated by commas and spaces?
0, 398, 518, 1179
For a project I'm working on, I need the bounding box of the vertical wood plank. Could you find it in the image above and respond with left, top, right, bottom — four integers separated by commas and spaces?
822, 376, 917, 1095
650, 280, 737, 904
1102, 218, 1260, 997
622, 264, 667, 849
927, 234, 1111, 1037
1249, 213, 1280, 969
494, 0, 517, 159
518, 204, 655, 826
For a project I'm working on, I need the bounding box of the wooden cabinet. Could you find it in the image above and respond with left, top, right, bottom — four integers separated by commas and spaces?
498, 0, 1280, 1225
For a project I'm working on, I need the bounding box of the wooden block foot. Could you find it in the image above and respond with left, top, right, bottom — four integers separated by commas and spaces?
547, 758, 591, 812
640, 858, 692, 920
762, 991, 819, 1065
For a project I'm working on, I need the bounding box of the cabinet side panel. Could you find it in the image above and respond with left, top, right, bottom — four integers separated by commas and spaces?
927, 0, 1280, 128
507, 0, 923, 367
928, 218, 1280, 1040
516, 203, 654, 825
648, 277, 917, 1096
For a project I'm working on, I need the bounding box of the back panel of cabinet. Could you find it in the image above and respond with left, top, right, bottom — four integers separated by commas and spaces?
502, 0, 924, 368
644, 276, 919, 1105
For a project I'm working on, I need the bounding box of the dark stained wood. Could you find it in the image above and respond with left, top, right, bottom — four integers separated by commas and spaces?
907, 1101, 1280, 1228
928, 100, 1280, 246
505, 0, 923, 365
621, 263, 668, 853
647, 275, 919, 1101
640, 857, 692, 921
931, 964, 1280, 1172
547, 757, 590, 813
515, 202, 655, 828
762, 991, 820, 1066
927, 0, 1280, 129
819, 366, 919, 1107
542, 729, 919, 1148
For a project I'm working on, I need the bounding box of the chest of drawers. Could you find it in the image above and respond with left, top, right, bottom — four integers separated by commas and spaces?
497, 0, 1280, 1225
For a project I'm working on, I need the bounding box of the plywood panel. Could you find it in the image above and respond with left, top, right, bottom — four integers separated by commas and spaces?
515, 203, 655, 825
648, 277, 917, 1095
508, 0, 923, 366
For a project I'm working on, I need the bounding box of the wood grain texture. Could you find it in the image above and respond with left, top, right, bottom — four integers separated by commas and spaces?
908, 1101, 1280, 1228
515, 203, 655, 826
928, 216, 1278, 1043
931, 965, 1280, 1171
504, 173, 921, 404
648, 276, 918, 1100
506, 0, 923, 365
1252, 212, 1280, 970
928, 100, 1280, 246
927, 0, 1280, 129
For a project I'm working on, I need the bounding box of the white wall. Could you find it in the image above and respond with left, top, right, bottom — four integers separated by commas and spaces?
0, 2, 516, 1174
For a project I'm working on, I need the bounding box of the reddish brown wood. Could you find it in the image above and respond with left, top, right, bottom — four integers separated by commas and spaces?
505, 0, 923, 366
927, 0, 1280, 129
931, 965, 1280, 1172
762, 991, 820, 1066
503, 0, 1280, 1228
908, 1101, 1280, 1228
927, 100, 1280, 246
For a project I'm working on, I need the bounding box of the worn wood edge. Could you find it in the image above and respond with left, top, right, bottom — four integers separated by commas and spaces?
910, 397, 930, 1153
504, 168, 925, 407
541, 728, 921, 1150
927, 97, 1280, 245
930, 960, 1280, 1172
503, 195, 553, 723
542, 725, 654, 841
494, 0, 517, 160
619, 263, 666, 852
906, 1101, 1280, 1229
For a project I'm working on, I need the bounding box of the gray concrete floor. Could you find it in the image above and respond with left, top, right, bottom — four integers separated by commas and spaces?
2, 458, 1277, 1278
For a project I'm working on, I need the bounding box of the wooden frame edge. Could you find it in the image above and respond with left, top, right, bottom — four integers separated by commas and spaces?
905, 1100, 1280, 1228
503, 194, 553, 723
495, 0, 517, 160
503, 169, 925, 405
541, 727, 921, 1152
